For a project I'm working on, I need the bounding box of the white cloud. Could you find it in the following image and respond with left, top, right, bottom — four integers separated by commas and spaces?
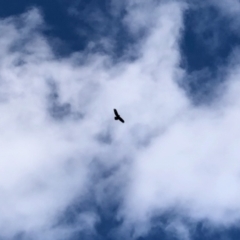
1, 1, 240, 240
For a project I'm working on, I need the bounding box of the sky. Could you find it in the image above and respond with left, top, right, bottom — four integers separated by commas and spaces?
1, 0, 240, 239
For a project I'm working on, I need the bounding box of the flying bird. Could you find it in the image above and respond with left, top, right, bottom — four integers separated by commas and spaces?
114, 109, 125, 123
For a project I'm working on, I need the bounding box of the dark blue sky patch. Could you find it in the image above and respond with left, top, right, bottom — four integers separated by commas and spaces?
0, 0, 139, 60
52, 188, 98, 240
180, 66, 227, 106
54, 185, 122, 240
134, 215, 240, 240
191, 221, 240, 240
52, 156, 127, 240
122, 210, 187, 240
135, 228, 173, 240
0, 0, 32, 17
0, 0, 81, 56
61, 0, 142, 62
95, 207, 123, 240
180, 4, 240, 105
181, 5, 240, 72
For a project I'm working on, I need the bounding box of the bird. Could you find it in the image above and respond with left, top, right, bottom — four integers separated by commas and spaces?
113, 109, 125, 123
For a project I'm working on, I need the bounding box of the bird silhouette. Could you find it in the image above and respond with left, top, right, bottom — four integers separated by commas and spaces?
114, 109, 125, 123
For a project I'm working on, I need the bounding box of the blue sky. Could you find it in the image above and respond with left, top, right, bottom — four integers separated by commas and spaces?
1, 0, 240, 240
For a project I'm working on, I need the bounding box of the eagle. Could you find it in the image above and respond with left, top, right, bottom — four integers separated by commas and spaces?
113, 109, 125, 123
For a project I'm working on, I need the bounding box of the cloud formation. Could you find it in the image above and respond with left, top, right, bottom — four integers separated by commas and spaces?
1, 1, 240, 239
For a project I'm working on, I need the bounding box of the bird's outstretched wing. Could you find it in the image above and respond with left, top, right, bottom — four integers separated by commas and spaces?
119, 117, 125, 123
114, 109, 119, 116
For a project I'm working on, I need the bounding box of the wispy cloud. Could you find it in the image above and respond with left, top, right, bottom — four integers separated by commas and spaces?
1, 1, 240, 240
